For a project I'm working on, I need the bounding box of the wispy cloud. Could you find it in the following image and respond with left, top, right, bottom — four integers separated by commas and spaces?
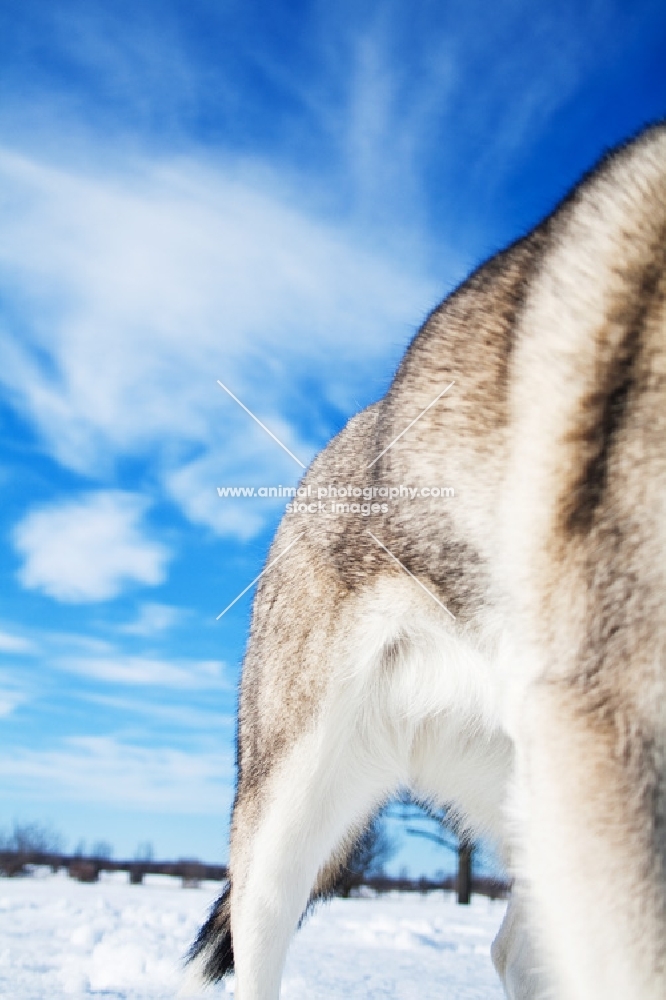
0, 736, 233, 813
83, 692, 235, 732
0, 3, 612, 555
0, 147, 436, 446
0, 146, 436, 541
0, 688, 26, 719
119, 602, 184, 637
0, 665, 30, 719
0, 629, 36, 654
56, 653, 227, 689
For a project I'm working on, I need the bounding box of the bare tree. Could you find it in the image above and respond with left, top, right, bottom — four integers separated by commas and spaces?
388, 796, 475, 904
91, 840, 113, 860
129, 841, 155, 885
336, 812, 395, 896
0, 821, 64, 876
134, 841, 154, 862
72, 839, 86, 857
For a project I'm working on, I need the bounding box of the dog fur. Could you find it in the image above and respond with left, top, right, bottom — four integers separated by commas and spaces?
189, 123, 666, 999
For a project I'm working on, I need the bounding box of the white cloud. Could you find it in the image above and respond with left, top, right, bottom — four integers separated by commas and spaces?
119, 602, 184, 637
165, 437, 294, 541
0, 6, 602, 548
0, 689, 25, 718
83, 693, 235, 731
0, 736, 233, 813
56, 653, 227, 689
45, 631, 117, 656
0, 629, 36, 654
0, 146, 438, 539
13, 491, 169, 602
0, 666, 28, 718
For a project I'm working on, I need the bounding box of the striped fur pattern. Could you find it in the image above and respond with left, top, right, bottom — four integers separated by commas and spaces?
188, 123, 666, 1000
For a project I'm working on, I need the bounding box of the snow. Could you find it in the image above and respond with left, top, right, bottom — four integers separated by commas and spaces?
0, 873, 507, 998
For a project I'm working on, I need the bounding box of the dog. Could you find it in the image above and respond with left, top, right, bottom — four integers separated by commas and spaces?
189, 123, 666, 999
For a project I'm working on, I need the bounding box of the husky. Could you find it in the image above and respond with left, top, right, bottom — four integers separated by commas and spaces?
189, 123, 666, 999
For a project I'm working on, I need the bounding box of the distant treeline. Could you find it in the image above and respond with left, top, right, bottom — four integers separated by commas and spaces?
0, 819, 510, 900
0, 848, 225, 885
0, 847, 509, 899
333, 871, 510, 900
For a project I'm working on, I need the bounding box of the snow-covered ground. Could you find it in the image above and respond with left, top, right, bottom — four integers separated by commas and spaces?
0, 872, 507, 999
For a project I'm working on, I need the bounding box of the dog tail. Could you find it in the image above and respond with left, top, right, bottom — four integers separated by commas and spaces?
187, 881, 234, 983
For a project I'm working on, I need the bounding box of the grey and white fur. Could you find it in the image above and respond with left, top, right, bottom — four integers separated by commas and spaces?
188, 123, 666, 999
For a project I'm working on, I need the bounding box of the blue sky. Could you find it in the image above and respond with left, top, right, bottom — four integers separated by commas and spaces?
0, 0, 665, 870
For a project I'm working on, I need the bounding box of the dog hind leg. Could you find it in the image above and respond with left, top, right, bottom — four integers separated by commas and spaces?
491, 893, 550, 1000
228, 705, 399, 1000
511, 680, 666, 1000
